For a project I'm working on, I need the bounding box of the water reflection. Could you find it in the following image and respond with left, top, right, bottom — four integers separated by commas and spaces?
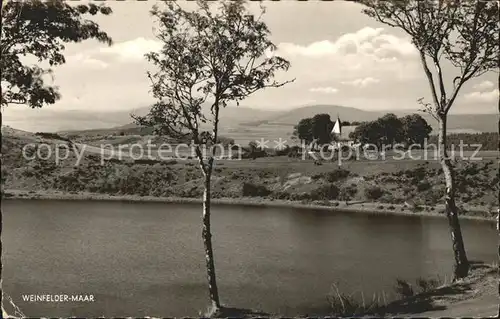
1, 199, 496, 317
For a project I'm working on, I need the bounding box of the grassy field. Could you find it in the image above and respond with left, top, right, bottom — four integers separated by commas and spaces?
56, 120, 494, 149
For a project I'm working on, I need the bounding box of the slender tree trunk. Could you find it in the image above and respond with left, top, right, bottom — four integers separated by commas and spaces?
0, 109, 3, 305
497, 62, 499, 318
0, 109, 3, 196
438, 114, 469, 280
202, 171, 221, 310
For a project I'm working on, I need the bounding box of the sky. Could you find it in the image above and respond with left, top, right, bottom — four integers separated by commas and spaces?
5, 1, 499, 117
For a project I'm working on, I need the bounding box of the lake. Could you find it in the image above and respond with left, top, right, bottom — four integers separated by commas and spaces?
1, 199, 496, 317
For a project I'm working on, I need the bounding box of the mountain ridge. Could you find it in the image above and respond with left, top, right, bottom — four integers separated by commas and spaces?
2, 104, 497, 133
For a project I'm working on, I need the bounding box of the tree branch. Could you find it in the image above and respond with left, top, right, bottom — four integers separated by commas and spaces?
418, 51, 441, 111
433, 57, 447, 106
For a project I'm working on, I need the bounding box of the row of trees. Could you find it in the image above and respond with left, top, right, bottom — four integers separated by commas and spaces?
2, 0, 499, 315
349, 113, 432, 148
291, 112, 432, 149
342, 120, 362, 126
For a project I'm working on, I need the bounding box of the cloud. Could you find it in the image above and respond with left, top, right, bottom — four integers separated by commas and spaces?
63, 37, 162, 70
278, 27, 417, 59
99, 37, 162, 61
473, 80, 495, 91
273, 27, 420, 85
279, 41, 338, 57
309, 87, 339, 94
341, 77, 380, 88
464, 89, 499, 103
67, 53, 109, 69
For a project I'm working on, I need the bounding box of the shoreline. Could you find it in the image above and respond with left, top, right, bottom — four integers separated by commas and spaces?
3, 189, 495, 222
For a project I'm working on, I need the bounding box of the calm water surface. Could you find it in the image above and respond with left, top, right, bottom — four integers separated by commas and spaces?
2, 199, 496, 317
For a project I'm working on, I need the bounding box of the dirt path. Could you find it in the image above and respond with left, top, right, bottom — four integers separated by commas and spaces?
375, 262, 498, 318
412, 293, 498, 317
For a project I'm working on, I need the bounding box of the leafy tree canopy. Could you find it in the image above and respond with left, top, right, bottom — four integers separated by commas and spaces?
293, 114, 334, 144
1, 0, 113, 108
311, 113, 335, 145
349, 113, 432, 148
401, 113, 432, 146
293, 118, 314, 143
134, 0, 293, 147
362, 0, 499, 116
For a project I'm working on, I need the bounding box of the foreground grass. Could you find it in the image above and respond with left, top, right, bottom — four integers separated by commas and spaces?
367, 261, 498, 317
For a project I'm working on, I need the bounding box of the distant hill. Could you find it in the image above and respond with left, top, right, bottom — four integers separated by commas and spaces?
2, 104, 281, 133
241, 104, 384, 126
1, 126, 37, 140
131, 105, 281, 129
3, 108, 146, 133
2, 103, 496, 134
417, 113, 498, 134
51, 105, 280, 136
241, 105, 497, 134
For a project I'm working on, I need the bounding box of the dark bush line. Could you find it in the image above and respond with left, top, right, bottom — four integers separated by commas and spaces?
427, 132, 497, 150
35, 132, 69, 141
242, 182, 271, 197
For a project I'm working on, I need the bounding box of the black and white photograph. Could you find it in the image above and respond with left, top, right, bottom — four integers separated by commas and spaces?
1, 0, 499, 317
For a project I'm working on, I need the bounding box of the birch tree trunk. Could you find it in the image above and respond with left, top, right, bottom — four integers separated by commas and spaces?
0, 109, 3, 196
496, 31, 500, 314
438, 114, 470, 280
202, 170, 221, 310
